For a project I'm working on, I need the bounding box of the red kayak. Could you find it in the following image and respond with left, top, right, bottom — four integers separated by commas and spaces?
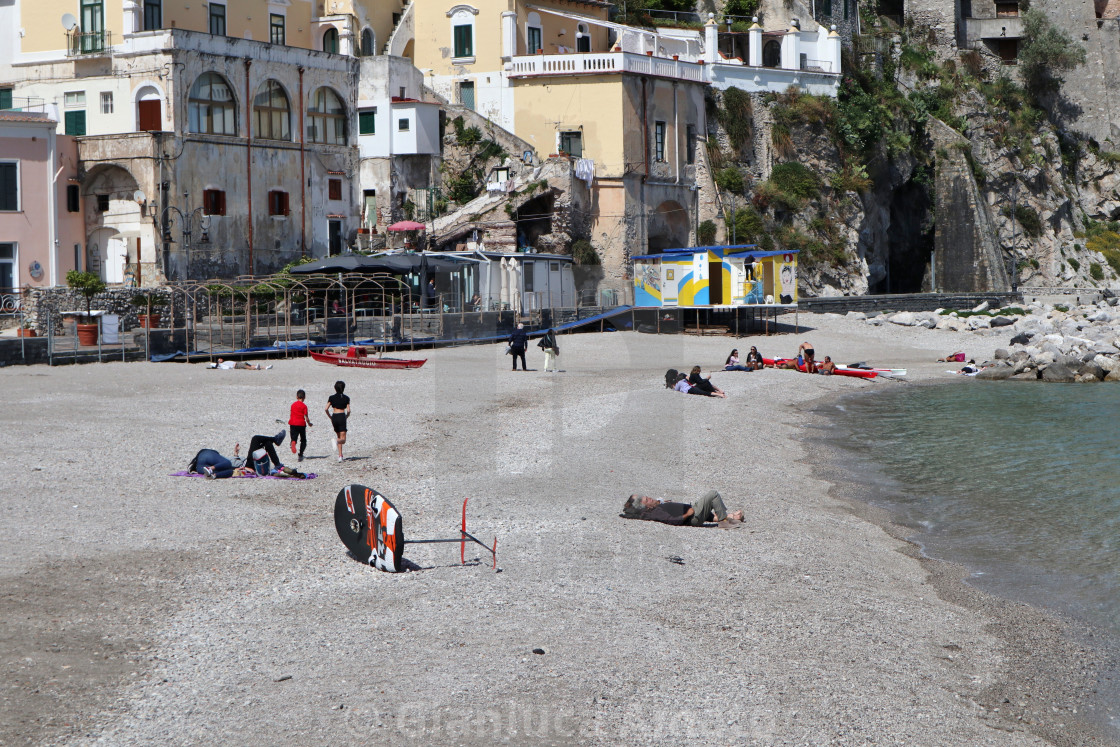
763, 357, 878, 379
310, 346, 426, 369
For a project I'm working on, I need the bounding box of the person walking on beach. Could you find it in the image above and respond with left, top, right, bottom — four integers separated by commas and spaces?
288, 389, 312, 463
509, 323, 528, 371
538, 328, 560, 372
620, 491, 743, 526
325, 380, 351, 463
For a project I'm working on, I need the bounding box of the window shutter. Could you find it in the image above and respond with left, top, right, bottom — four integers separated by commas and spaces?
0, 163, 16, 210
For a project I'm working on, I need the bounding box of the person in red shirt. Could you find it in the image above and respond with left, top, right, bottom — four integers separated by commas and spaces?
288, 389, 313, 462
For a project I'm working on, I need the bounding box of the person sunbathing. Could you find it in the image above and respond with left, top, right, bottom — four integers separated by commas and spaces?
688, 366, 727, 398
620, 491, 744, 526
189, 443, 250, 479
673, 372, 715, 396
818, 356, 836, 375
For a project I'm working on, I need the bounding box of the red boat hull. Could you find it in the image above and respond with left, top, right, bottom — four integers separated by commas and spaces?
310, 350, 426, 369
763, 357, 877, 379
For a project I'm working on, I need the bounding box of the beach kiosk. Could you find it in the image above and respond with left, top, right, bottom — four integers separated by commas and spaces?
632, 245, 799, 308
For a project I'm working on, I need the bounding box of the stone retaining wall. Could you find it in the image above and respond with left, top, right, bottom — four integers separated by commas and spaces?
21, 287, 181, 334
798, 291, 1023, 314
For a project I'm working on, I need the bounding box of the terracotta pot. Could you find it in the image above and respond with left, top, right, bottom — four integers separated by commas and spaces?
138, 314, 161, 329
17, 328, 36, 337
76, 322, 99, 346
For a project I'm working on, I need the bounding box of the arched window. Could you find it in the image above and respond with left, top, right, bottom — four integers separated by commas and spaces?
762, 40, 781, 68
188, 72, 237, 135
576, 23, 590, 53
323, 27, 339, 54
308, 87, 346, 144
360, 28, 374, 56
449, 6, 476, 60
526, 11, 542, 54
253, 80, 290, 141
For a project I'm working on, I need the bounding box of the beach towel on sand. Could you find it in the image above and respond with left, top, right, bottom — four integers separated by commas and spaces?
170, 470, 318, 479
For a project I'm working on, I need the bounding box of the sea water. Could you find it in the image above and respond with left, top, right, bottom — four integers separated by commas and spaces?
826, 382, 1120, 637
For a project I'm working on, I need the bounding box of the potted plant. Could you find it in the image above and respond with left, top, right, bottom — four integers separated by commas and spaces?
131, 292, 167, 328
66, 270, 107, 345
17, 321, 36, 338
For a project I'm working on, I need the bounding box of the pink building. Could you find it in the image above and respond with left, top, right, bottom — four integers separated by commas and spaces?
0, 111, 84, 292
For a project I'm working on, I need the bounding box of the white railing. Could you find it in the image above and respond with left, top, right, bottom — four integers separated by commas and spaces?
509, 51, 705, 83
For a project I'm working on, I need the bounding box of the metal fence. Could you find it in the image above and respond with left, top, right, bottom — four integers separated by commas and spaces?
3, 274, 636, 365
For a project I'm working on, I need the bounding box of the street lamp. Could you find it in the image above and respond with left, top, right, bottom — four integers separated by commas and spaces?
160, 193, 211, 281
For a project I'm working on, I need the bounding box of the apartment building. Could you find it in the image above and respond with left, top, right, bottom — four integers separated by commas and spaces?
0, 0, 439, 282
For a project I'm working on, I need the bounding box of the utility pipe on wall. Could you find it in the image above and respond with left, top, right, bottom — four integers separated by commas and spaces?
245, 58, 254, 275
299, 66, 307, 257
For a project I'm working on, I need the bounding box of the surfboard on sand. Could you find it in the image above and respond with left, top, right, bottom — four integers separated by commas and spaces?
335, 484, 404, 572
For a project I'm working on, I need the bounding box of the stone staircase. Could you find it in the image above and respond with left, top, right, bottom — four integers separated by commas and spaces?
384, 1, 414, 56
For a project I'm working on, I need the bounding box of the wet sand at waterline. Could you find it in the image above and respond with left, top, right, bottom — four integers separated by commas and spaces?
1, 314, 1114, 745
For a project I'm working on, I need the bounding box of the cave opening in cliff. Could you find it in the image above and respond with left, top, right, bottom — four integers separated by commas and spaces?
875, 178, 934, 294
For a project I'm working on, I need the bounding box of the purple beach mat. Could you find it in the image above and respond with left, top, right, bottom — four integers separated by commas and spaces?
170, 470, 318, 479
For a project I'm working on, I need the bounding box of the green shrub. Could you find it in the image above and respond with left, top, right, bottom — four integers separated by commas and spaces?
570, 239, 600, 266
715, 167, 745, 195
1003, 204, 1043, 237
1089, 262, 1104, 280
1068, 257, 1081, 272
830, 160, 873, 193
770, 162, 822, 201
730, 206, 764, 242
1018, 9, 1087, 100
719, 87, 753, 158
697, 220, 717, 245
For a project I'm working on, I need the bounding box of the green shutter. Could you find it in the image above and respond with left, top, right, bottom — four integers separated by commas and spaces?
0, 89, 12, 110
454, 25, 472, 58
0, 163, 17, 210
359, 110, 376, 135
65, 110, 87, 136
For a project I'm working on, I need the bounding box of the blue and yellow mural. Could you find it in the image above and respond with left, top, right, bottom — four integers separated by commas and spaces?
633, 245, 799, 308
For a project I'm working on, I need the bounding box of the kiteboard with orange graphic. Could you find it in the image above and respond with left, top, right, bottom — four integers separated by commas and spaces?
334, 484, 498, 573
334, 484, 404, 572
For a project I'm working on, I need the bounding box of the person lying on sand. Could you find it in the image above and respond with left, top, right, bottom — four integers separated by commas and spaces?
937, 352, 967, 363
208, 358, 272, 370
620, 491, 743, 526
189, 444, 251, 479
688, 366, 727, 398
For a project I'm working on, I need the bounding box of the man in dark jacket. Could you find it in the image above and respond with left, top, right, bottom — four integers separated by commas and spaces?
508, 322, 529, 371
621, 491, 743, 526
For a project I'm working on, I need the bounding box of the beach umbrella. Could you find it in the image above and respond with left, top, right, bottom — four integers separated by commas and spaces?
289, 252, 472, 275
288, 254, 385, 274
386, 220, 426, 232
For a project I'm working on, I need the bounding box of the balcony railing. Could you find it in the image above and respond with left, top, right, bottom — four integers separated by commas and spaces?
509, 51, 706, 83
66, 29, 113, 56
0, 96, 46, 113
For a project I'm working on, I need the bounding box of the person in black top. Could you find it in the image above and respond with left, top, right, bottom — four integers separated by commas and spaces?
537, 328, 559, 372
620, 491, 743, 526
745, 346, 764, 368
688, 366, 727, 398
325, 380, 352, 463
508, 323, 529, 371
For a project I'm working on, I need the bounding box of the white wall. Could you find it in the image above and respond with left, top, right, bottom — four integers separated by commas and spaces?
390, 102, 439, 155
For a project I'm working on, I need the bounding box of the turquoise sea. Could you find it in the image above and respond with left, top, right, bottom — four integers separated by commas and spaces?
826, 381, 1120, 637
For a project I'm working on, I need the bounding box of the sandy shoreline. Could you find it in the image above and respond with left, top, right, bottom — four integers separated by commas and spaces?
1, 314, 1117, 745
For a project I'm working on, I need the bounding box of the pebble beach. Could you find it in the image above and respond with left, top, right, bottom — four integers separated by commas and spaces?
2, 313, 1116, 746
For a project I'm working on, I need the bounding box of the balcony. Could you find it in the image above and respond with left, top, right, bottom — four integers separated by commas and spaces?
962, 16, 1023, 41
66, 29, 113, 57
0, 96, 46, 113
507, 51, 706, 84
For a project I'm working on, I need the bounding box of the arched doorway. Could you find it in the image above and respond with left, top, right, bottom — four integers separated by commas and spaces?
646, 199, 690, 252
82, 164, 143, 284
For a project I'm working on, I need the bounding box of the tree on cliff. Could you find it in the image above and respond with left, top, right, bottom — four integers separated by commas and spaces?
1018, 9, 1087, 101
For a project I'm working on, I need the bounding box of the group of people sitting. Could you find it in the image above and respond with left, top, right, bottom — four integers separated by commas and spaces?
188, 430, 306, 479
669, 366, 728, 398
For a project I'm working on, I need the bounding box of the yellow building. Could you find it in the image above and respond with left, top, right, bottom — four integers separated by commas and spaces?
407, 0, 708, 282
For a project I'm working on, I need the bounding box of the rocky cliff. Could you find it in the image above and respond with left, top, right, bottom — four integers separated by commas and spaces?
698, 6, 1120, 297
